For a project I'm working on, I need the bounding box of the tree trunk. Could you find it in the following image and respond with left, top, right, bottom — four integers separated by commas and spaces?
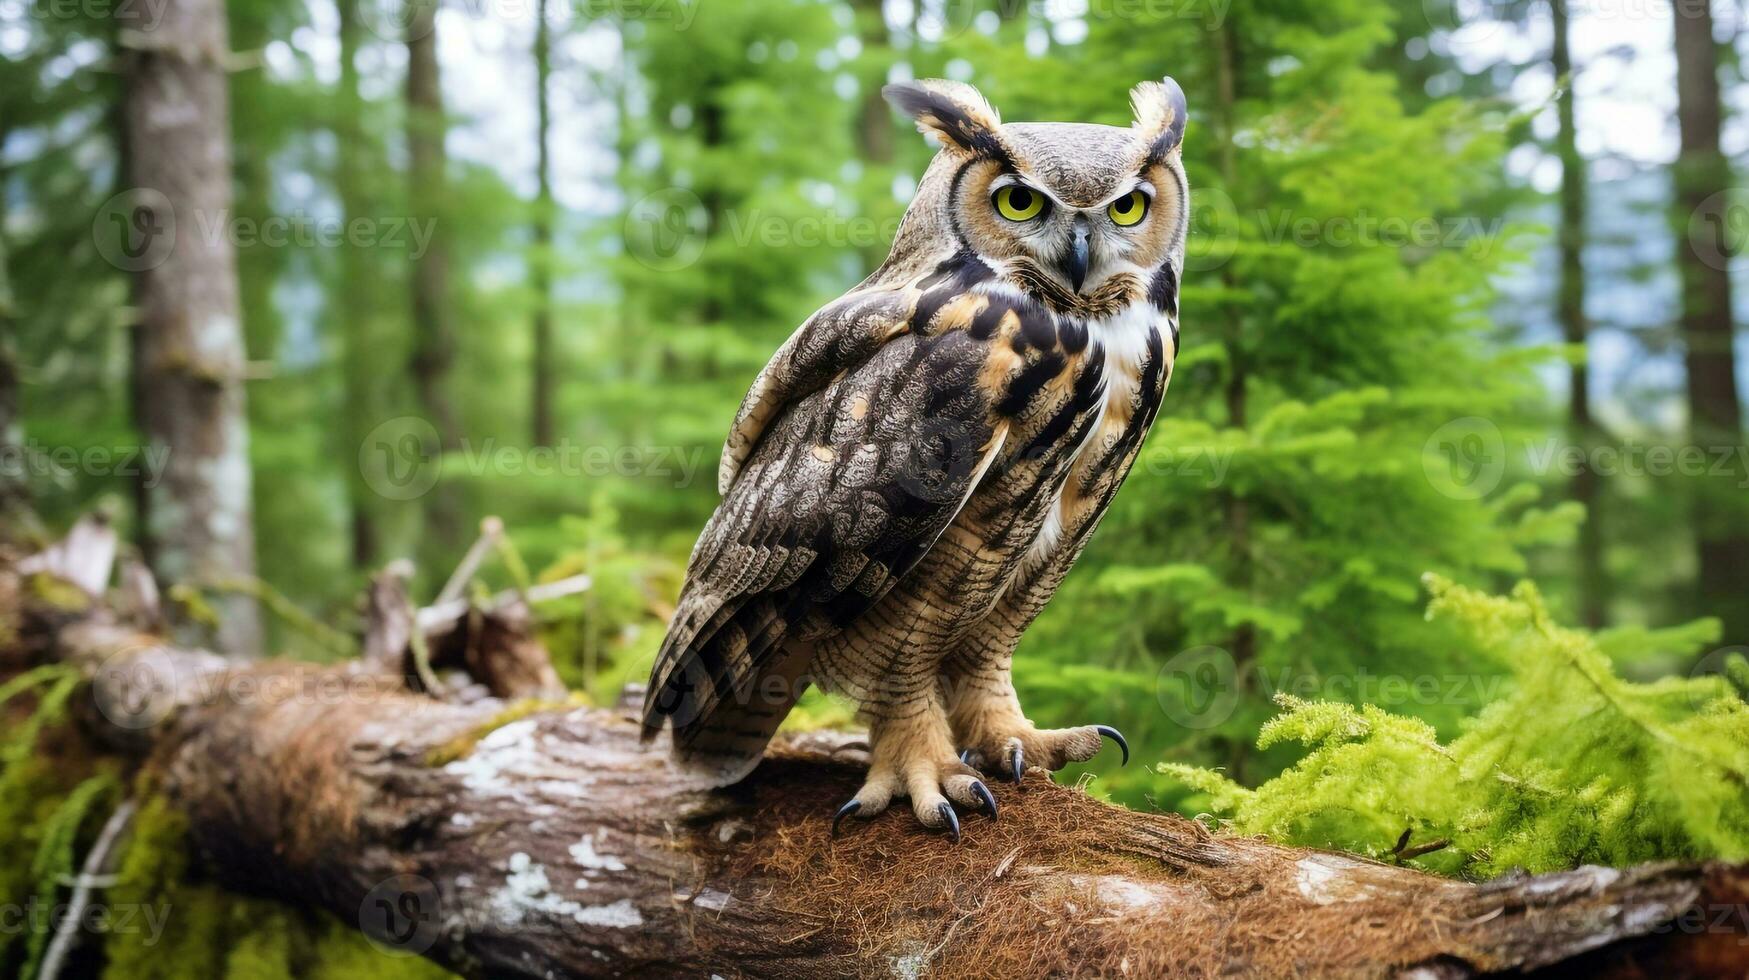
228, 0, 285, 370
407, 2, 463, 453
1213, 20, 1257, 776
1671, 0, 1747, 647
1551, 0, 1607, 630
8, 523, 1749, 979
0, 220, 24, 525
696, 94, 726, 328
530, 0, 556, 449
406, 3, 465, 552
120, 0, 263, 656
336, 0, 383, 569
851, 0, 893, 270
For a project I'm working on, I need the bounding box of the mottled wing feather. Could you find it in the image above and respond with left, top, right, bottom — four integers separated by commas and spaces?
717, 290, 909, 495
643, 292, 1006, 781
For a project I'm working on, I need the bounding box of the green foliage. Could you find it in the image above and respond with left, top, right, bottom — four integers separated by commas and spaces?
1160, 577, 1749, 876
535, 499, 681, 697
0, 665, 99, 974
19, 773, 119, 976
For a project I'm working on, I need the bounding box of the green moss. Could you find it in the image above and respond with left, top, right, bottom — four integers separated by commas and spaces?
166, 583, 221, 630
304, 924, 456, 980
102, 795, 459, 980
220, 909, 297, 980
27, 572, 91, 613
778, 687, 858, 734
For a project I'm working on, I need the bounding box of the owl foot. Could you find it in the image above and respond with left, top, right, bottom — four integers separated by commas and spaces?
959, 724, 1128, 781
829, 755, 998, 840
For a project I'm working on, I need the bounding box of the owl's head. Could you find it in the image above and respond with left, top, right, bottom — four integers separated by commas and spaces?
880, 77, 1188, 311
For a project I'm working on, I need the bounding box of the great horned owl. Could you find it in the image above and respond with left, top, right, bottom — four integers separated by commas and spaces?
644, 77, 1188, 838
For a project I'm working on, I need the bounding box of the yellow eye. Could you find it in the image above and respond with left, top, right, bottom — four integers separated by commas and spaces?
993, 184, 1046, 222
1108, 190, 1148, 227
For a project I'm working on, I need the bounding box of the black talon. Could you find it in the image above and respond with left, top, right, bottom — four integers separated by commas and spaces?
970, 781, 998, 821
937, 801, 961, 842
1094, 725, 1130, 765
831, 800, 861, 836
1010, 744, 1024, 783
959, 749, 972, 765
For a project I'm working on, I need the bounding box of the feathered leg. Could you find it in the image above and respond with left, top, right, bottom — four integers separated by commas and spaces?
832, 689, 997, 839
941, 644, 1126, 781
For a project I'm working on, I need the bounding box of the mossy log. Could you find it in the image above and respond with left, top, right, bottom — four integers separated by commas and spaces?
6, 524, 1749, 979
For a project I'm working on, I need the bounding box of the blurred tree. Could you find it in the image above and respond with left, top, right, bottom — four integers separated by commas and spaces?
531, 0, 557, 448
335, 0, 388, 567
849, 0, 895, 271
1550, 0, 1605, 629
0, 227, 22, 524
1210, 15, 1256, 684
227, 0, 356, 640
229, 0, 292, 367
0, 0, 129, 536
597, 0, 855, 540
406, 0, 464, 551
121, 0, 263, 654
1670, 0, 1747, 647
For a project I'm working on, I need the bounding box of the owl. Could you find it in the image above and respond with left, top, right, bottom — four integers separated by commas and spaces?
643, 77, 1188, 838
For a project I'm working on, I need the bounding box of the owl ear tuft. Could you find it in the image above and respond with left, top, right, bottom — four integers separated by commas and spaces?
883, 79, 1008, 159
1131, 76, 1188, 161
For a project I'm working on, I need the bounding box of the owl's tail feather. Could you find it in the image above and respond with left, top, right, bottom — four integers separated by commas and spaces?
641, 638, 814, 788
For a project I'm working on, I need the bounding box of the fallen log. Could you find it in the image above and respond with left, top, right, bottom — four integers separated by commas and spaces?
6, 526, 1749, 978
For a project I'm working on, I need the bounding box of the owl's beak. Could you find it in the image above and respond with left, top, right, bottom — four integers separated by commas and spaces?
1062, 216, 1091, 293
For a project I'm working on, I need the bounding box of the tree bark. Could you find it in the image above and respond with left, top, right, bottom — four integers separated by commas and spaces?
120, 0, 263, 656
1550, 0, 1607, 630
1671, 0, 1747, 647
335, 0, 384, 569
530, 0, 556, 449
9, 528, 1749, 979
